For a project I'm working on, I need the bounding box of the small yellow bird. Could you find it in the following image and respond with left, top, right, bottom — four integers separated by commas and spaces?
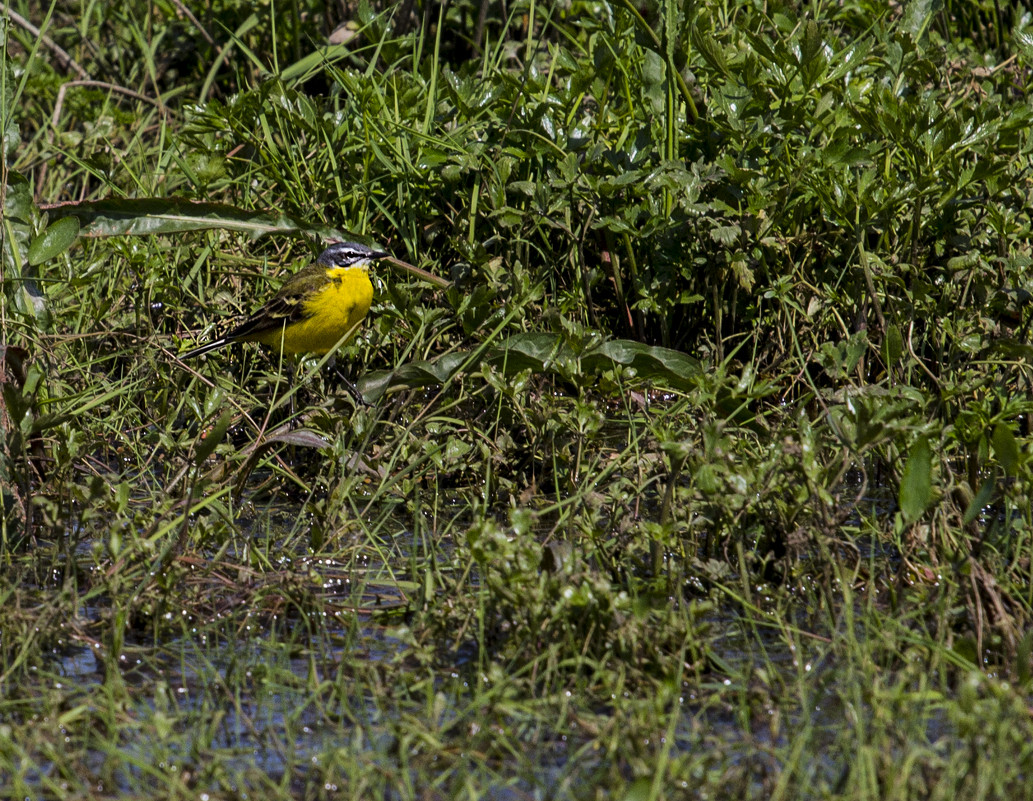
182, 242, 388, 360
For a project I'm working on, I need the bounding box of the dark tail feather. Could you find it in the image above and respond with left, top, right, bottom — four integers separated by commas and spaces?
180, 337, 231, 359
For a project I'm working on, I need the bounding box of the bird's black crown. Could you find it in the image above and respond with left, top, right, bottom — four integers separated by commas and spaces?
317, 242, 390, 267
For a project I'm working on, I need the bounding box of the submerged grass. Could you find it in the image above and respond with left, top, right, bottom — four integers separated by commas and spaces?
3, 0, 1033, 798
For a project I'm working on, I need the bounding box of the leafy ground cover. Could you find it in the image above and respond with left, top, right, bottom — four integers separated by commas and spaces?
2, 0, 1033, 798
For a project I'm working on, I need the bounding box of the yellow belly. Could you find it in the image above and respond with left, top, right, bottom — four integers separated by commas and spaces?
255, 268, 373, 355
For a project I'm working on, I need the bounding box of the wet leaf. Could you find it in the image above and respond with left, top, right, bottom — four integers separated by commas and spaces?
194, 410, 233, 465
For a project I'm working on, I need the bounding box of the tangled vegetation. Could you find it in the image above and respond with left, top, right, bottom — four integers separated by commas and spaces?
2, 0, 1033, 798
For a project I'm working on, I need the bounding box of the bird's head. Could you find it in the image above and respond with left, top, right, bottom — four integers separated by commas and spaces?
317, 241, 390, 269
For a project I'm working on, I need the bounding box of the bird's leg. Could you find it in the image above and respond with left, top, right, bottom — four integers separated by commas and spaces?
336, 372, 370, 408
326, 354, 371, 407
287, 358, 300, 422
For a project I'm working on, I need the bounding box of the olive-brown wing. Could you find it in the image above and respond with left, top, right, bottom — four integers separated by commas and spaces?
224, 263, 327, 343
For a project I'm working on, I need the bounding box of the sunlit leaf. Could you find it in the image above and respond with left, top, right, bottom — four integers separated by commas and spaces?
265, 428, 330, 448
358, 353, 468, 402
46, 198, 340, 241
359, 336, 700, 402
28, 216, 79, 266
194, 410, 233, 465
801, 20, 822, 66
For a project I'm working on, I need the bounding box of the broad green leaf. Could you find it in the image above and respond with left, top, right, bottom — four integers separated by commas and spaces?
359, 336, 701, 402
827, 38, 872, 81
641, 49, 665, 85
2, 174, 49, 322
963, 478, 995, 526
278, 44, 352, 84
1018, 630, 1033, 686
992, 423, 1019, 476
801, 20, 822, 66
883, 324, 903, 367
691, 27, 728, 77
1017, 29, 1033, 64
586, 339, 700, 385
899, 435, 932, 524
194, 410, 233, 465
47, 198, 340, 241
28, 216, 79, 266
901, 0, 936, 42
359, 353, 469, 402
0, 24, 18, 161
264, 428, 330, 449
3, 172, 34, 226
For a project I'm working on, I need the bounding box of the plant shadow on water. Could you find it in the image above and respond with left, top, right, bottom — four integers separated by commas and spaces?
17, 514, 418, 794
5, 415, 1033, 799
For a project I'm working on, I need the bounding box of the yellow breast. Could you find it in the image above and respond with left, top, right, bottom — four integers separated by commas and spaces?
258, 267, 374, 355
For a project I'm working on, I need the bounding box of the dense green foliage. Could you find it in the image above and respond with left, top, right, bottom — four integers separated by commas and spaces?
2, 0, 1033, 798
